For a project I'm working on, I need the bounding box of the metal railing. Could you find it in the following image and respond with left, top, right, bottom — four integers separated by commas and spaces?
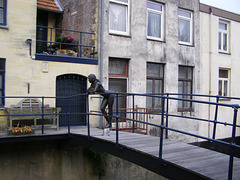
1, 93, 240, 179
36, 25, 96, 58
87, 92, 240, 180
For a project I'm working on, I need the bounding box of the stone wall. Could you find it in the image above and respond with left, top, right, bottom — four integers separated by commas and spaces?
101, 0, 200, 142
0, 140, 167, 180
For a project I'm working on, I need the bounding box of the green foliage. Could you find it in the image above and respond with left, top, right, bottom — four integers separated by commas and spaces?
84, 148, 108, 177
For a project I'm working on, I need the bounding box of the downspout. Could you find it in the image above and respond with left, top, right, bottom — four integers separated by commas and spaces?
100, 0, 104, 82
208, 7, 213, 138
99, 0, 104, 128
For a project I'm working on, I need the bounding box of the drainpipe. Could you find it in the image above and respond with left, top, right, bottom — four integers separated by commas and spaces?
208, 7, 213, 138
99, 0, 104, 128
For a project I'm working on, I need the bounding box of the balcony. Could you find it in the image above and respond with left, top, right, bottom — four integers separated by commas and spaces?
35, 25, 98, 65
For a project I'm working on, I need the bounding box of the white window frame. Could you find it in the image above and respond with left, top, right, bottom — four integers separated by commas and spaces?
178, 8, 193, 45
147, 0, 164, 41
218, 20, 230, 53
109, 0, 130, 36
218, 69, 230, 97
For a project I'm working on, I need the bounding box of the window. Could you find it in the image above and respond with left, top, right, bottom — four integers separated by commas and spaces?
147, 0, 164, 40
218, 20, 229, 52
178, 66, 193, 111
0, 0, 7, 26
109, 0, 129, 35
0, 59, 5, 107
178, 8, 193, 45
146, 63, 164, 110
109, 58, 128, 109
218, 69, 229, 97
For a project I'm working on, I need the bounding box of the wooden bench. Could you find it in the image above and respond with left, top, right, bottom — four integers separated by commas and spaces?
5, 98, 61, 130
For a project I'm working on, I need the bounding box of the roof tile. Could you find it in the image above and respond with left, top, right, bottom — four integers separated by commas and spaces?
37, 0, 62, 12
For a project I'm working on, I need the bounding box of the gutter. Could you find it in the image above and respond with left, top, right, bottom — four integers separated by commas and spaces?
100, 0, 104, 83
208, 8, 213, 138
99, 0, 104, 128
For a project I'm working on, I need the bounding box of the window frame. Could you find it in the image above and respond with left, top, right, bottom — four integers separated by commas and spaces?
0, 58, 5, 107
0, 0, 7, 26
109, 58, 129, 120
218, 69, 230, 97
178, 66, 193, 112
147, 0, 164, 41
146, 62, 164, 112
178, 8, 193, 45
218, 20, 230, 53
109, 0, 130, 36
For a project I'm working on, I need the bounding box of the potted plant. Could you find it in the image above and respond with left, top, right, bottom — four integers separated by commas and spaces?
55, 36, 77, 56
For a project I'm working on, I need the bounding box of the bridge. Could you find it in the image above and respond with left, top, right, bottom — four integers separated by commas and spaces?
0, 93, 240, 179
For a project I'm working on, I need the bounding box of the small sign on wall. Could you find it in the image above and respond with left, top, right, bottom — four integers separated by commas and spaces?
42, 62, 48, 73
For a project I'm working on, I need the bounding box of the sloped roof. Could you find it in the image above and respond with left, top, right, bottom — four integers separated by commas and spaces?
37, 0, 63, 13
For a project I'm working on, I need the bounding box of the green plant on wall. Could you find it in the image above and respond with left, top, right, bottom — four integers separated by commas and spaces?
84, 148, 108, 177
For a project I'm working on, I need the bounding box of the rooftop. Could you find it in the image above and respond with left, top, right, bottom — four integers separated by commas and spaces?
37, 0, 63, 13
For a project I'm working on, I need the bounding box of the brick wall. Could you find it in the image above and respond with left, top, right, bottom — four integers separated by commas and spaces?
57, 0, 98, 58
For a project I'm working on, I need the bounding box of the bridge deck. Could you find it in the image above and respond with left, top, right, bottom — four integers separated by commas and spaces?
1, 127, 240, 179
70, 127, 240, 180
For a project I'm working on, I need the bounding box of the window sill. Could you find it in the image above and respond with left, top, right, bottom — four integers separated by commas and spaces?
218, 51, 231, 55
109, 33, 131, 38
178, 42, 194, 47
0, 25, 8, 30
147, 37, 165, 43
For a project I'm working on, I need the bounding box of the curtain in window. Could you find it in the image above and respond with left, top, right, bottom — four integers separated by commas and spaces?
178, 81, 191, 108
109, 60, 127, 76
109, 3, 127, 32
0, 0, 3, 24
218, 32, 222, 50
148, 12, 161, 38
178, 19, 190, 42
223, 33, 227, 51
218, 80, 223, 96
154, 80, 162, 108
146, 79, 153, 108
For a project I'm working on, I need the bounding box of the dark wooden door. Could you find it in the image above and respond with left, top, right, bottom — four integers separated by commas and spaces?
56, 74, 87, 126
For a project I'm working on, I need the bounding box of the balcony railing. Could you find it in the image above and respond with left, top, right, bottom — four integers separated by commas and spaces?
35, 25, 98, 64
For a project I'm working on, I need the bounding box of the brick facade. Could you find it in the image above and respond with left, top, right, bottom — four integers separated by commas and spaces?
57, 0, 98, 58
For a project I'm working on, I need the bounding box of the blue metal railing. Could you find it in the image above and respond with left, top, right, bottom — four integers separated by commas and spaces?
87, 92, 240, 180
1, 93, 240, 179
36, 25, 96, 58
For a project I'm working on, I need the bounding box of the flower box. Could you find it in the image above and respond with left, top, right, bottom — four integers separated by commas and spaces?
56, 49, 77, 57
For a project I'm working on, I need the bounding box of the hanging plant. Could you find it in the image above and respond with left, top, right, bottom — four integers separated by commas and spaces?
84, 148, 108, 177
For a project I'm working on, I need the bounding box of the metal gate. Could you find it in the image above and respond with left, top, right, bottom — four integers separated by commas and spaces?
56, 74, 87, 126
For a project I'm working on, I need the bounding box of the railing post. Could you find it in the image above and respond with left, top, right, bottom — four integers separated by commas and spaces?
211, 96, 219, 150
132, 94, 135, 133
228, 105, 238, 180
165, 93, 169, 139
86, 93, 91, 140
116, 92, 120, 149
41, 96, 44, 134
67, 97, 70, 136
79, 32, 82, 57
50, 27, 53, 53
159, 96, 165, 165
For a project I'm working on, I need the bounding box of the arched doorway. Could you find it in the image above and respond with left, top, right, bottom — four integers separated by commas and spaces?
56, 74, 87, 126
